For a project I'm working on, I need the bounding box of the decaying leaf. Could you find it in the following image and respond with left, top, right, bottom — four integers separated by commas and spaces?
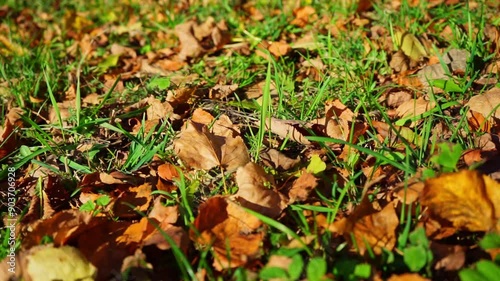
420, 170, 500, 233
190, 196, 265, 270
233, 162, 287, 218
173, 117, 250, 171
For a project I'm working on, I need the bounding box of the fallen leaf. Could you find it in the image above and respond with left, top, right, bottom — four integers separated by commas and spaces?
395, 97, 435, 127
268, 41, 291, 57
173, 118, 250, 171
22, 245, 97, 281
291, 6, 316, 27
260, 148, 300, 171
190, 196, 265, 270
112, 183, 152, 219
22, 210, 97, 249
288, 171, 318, 204
233, 162, 287, 218
340, 199, 399, 255
209, 84, 238, 99
175, 21, 204, 61
0, 119, 18, 159
420, 170, 500, 233
394, 31, 428, 61
264, 118, 311, 145
466, 87, 500, 120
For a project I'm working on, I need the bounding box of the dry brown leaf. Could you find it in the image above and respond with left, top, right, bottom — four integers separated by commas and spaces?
166, 86, 201, 106
288, 171, 318, 204
466, 87, 500, 120
432, 242, 466, 271
112, 183, 152, 219
395, 97, 435, 127
264, 118, 311, 145
260, 148, 300, 171
190, 196, 265, 270
0, 119, 17, 159
173, 119, 250, 171
382, 90, 413, 108
175, 21, 204, 61
268, 41, 291, 57
156, 163, 180, 192
340, 199, 399, 255
145, 96, 173, 120
233, 162, 287, 218
143, 199, 189, 252
291, 6, 316, 27
393, 182, 425, 205
420, 170, 500, 233
22, 210, 97, 249
209, 84, 238, 99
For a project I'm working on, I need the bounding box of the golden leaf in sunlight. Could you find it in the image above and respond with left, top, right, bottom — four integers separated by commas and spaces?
394, 31, 428, 61
174, 117, 250, 171
233, 162, 287, 218
190, 196, 265, 271
420, 170, 500, 233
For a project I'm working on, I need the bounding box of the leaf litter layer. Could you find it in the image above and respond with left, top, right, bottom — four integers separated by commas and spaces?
1, 0, 500, 280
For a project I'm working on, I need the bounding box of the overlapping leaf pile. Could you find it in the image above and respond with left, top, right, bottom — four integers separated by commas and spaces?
2, 0, 500, 280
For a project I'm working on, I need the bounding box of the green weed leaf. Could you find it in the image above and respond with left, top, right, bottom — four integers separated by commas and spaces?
306, 257, 327, 281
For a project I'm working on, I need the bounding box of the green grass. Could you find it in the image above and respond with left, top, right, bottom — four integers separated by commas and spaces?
1, 0, 499, 280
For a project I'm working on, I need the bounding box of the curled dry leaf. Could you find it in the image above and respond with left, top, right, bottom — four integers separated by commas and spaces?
190, 196, 265, 271
209, 83, 238, 99
420, 170, 500, 233
173, 118, 250, 171
233, 162, 287, 218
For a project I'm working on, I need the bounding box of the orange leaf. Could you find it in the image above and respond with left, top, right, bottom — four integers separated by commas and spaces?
420, 170, 500, 232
